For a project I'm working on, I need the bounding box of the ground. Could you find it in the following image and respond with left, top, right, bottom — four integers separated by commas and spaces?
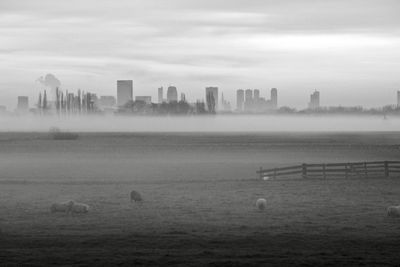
0, 132, 399, 266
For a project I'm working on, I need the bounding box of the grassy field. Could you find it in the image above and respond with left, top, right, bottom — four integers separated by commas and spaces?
0, 132, 400, 266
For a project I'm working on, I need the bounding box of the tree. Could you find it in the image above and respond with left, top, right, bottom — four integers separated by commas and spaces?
43, 90, 48, 110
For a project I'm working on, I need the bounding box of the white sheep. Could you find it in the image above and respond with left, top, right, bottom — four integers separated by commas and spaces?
70, 202, 90, 213
256, 198, 267, 211
130, 190, 143, 203
50, 200, 74, 213
387, 205, 400, 218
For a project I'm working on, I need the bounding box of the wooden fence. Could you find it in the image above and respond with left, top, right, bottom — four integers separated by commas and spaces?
257, 161, 400, 180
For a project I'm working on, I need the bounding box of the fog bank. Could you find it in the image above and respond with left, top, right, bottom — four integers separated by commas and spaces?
0, 115, 397, 132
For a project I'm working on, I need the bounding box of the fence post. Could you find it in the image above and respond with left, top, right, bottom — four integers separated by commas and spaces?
384, 161, 389, 177
259, 167, 263, 180
302, 164, 307, 179
323, 164, 326, 179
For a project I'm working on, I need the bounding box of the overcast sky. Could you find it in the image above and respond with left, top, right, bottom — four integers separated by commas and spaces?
0, 0, 399, 109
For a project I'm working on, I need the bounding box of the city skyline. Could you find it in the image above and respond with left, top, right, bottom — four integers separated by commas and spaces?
0, 0, 400, 109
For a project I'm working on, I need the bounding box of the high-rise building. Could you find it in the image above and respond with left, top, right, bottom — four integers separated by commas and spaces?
397, 91, 400, 107
17, 96, 29, 112
308, 90, 320, 109
158, 86, 163, 104
167, 86, 178, 103
205, 87, 219, 111
236, 89, 244, 111
117, 80, 133, 106
254, 89, 260, 100
245, 89, 253, 103
135, 96, 152, 104
270, 88, 278, 109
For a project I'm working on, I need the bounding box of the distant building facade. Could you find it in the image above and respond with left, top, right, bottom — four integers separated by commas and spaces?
205, 87, 218, 111
17, 96, 29, 112
117, 80, 133, 106
167, 86, 178, 103
135, 96, 152, 104
270, 88, 278, 109
309, 90, 320, 109
236, 89, 244, 111
397, 91, 400, 108
158, 86, 163, 103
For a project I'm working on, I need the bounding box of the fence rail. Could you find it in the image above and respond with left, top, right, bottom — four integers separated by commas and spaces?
257, 161, 400, 180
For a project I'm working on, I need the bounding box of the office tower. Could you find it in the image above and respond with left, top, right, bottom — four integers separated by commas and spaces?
17, 96, 29, 112
245, 89, 253, 103
117, 80, 133, 106
236, 89, 244, 111
397, 91, 400, 107
135, 96, 152, 104
254, 89, 260, 100
270, 88, 278, 109
100, 96, 116, 107
308, 90, 320, 109
205, 87, 219, 111
158, 87, 163, 104
167, 86, 178, 102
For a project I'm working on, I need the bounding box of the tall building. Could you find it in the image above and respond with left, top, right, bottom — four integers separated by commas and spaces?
308, 90, 320, 109
270, 88, 278, 109
158, 86, 163, 104
245, 89, 253, 103
17, 96, 29, 112
117, 80, 133, 106
397, 91, 400, 107
236, 89, 244, 111
205, 87, 219, 111
167, 86, 178, 103
254, 89, 260, 100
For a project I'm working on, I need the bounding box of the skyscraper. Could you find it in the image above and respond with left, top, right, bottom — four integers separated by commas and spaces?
236, 89, 244, 111
254, 89, 260, 100
205, 87, 218, 111
17, 96, 29, 112
308, 90, 320, 109
245, 89, 253, 103
117, 80, 133, 106
167, 86, 178, 103
270, 88, 278, 109
397, 91, 400, 107
158, 86, 163, 104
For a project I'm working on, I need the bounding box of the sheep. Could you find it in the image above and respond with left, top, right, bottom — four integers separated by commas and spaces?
130, 190, 143, 203
70, 202, 90, 214
256, 198, 267, 211
387, 205, 400, 218
50, 200, 74, 213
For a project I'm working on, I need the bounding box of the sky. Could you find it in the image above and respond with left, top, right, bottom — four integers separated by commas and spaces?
0, 0, 399, 109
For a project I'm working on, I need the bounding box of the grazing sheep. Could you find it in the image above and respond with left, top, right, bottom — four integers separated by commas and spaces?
387, 205, 400, 218
256, 198, 267, 211
70, 202, 90, 214
50, 200, 74, 213
130, 190, 143, 203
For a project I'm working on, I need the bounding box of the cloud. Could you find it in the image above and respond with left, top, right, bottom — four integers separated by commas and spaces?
36, 73, 61, 89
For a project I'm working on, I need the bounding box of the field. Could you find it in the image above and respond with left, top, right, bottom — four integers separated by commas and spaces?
0, 132, 400, 266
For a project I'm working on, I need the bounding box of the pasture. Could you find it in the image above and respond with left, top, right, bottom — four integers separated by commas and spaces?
0, 132, 400, 266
